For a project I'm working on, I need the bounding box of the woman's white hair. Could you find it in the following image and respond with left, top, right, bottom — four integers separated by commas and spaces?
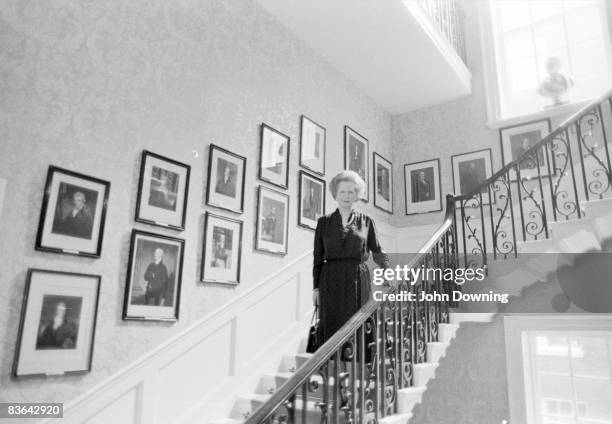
329, 170, 366, 199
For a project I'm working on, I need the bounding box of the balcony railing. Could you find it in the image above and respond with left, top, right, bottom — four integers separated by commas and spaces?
417, 0, 467, 64
455, 88, 612, 269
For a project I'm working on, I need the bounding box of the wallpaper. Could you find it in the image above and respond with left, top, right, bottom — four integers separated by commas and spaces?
0, 0, 393, 405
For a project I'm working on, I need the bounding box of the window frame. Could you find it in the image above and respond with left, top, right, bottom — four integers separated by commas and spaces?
504, 315, 612, 424
478, 0, 612, 129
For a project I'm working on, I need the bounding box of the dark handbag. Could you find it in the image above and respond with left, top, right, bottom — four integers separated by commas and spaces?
306, 307, 322, 353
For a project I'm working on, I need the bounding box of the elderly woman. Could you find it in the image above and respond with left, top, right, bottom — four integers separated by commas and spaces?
312, 170, 389, 345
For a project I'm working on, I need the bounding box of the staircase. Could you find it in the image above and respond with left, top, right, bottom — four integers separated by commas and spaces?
208, 318, 464, 424
231, 89, 612, 424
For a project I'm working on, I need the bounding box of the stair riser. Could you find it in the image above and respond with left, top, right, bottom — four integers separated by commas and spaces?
412, 365, 437, 387
437, 324, 458, 343
397, 389, 425, 414
426, 343, 449, 363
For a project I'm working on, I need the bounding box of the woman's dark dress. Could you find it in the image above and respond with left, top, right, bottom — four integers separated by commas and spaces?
313, 209, 389, 344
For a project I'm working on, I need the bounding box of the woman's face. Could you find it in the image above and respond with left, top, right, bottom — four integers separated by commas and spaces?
335, 181, 358, 209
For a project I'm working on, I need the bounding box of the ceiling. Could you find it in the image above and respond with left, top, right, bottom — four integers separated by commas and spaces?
255, 0, 472, 115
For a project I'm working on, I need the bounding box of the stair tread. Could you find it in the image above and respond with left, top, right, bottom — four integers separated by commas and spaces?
379, 412, 413, 423
238, 393, 271, 402
413, 362, 438, 369
398, 386, 426, 394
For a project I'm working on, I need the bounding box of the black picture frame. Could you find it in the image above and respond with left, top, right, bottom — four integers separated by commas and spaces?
299, 115, 326, 176
201, 212, 243, 285
35, 166, 110, 258
373, 152, 393, 214
206, 144, 247, 214
135, 150, 191, 231
298, 170, 326, 230
451, 148, 496, 206
123, 229, 185, 321
404, 158, 442, 215
344, 125, 369, 202
499, 118, 554, 182
259, 123, 290, 189
13, 269, 101, 378
255, 185, 289, 255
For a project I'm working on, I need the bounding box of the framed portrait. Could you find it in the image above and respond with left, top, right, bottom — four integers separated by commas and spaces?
500, 118, 553, 182
259, 123, 290, 189
344, 125, 369, 201
13, 269, 101, 378
206, 144, 246, 214
35, 166, 110, 258
135, 151, 190, 231
298, 171, 325, 230
451, 148, 495, 206
373, 153, 393, 214
123, 230, 184, 321
404, 158, 442, 215
201, 212, 243, 285
255, 185, 289, 255
300, 115, 326, 176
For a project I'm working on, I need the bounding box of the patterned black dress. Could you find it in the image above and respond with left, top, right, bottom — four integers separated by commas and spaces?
313, 209, 389, 344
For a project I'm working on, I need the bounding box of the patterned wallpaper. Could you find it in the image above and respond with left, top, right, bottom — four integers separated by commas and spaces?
0, 0, 393, 405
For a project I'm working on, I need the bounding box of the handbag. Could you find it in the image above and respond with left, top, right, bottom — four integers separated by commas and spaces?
306, 307, 322, 353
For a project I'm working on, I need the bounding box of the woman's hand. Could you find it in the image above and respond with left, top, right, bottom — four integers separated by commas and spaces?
312, 288, 319, 307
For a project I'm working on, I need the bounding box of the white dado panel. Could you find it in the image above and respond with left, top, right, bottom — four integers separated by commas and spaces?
41, 252, 314, 424
156, 321, 233, 423
86, 386, 140, 424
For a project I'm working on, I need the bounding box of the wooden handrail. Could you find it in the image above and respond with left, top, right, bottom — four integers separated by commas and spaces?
245, 194, 457, 424
455, 87, 612, 201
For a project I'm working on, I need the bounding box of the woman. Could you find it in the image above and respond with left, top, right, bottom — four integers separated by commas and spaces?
312, 170, 389, 347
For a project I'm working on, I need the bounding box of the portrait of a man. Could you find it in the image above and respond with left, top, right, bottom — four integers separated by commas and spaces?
261, 198, 285, 244
510, 130, 544, 170
215, 159, 237, 198
211, 227, 232, 269
148, 167, 179, 211
36, 295, 82, 350
377, 165, 390, 201
459, 158, 486, 195
142, 247, 171, 306
302, 180, 322, 220
51, 183, 97, 240
411, 168, 434, 203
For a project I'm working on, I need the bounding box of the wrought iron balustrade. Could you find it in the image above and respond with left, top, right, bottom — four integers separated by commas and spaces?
245, 195, 459, 424
454, 88, 612, 269
416, 0, 467, 64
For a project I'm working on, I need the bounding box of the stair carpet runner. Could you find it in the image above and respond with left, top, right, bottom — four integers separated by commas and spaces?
208, 321, 460, 424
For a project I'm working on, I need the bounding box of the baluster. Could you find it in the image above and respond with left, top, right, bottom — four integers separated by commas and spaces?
515, 166, 527, 241
506, 168, 518, 258
478, 191, 488, 268
545, 136, 557, 222
301, 382, 307, 424
375, 310, 382, 421
460, 202, 467, 268
487, 183, 497, 258
333, 350, 339, 423
378, 307, 385, 418
351, 334, 357, 423
597, 104, 612, 195
565, 127, 582, 219
575, 120, 590, 201
359, 324, 365, 424
534, 143, 549, 239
